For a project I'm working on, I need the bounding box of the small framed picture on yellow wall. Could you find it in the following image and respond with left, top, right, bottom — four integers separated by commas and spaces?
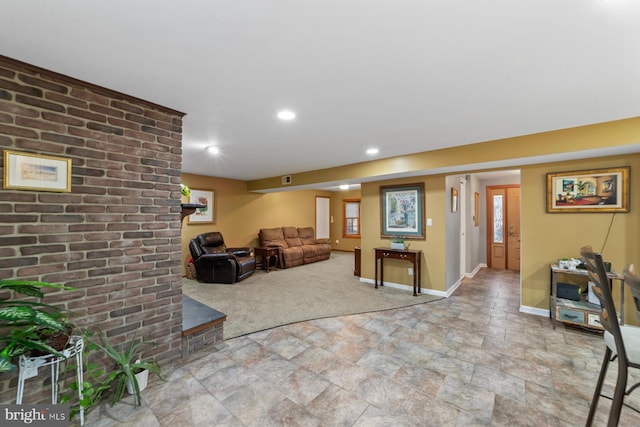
451, 187, 458, 213
188, 188, 215, 224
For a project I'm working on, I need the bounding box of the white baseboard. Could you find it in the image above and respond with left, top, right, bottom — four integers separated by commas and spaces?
464, 263, 487, 278
359, 269, 551, 318
359, 278, 448, 297
520, 305, 549, 317
445, 278, 462, 297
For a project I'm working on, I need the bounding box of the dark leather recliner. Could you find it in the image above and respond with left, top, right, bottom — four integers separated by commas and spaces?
188, 232, 256, 284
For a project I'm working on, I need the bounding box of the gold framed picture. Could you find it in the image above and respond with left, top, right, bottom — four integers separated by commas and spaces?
3, 150, 71, 192
546, 167, 630, 213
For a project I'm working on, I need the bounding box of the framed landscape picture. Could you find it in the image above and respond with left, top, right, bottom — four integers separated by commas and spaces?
380, 183, 425, 239
3, 150, 71, 192
546, 167, 629, 213
188, 188, 215, 224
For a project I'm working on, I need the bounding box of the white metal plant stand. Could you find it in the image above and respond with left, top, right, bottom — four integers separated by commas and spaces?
16, 336, 85, 426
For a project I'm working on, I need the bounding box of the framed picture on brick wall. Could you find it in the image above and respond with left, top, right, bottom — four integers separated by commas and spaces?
3, 150, 71, 192
188, 188, 214, 224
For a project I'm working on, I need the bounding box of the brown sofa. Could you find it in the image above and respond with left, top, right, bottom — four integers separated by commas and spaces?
259, 226, 331, 268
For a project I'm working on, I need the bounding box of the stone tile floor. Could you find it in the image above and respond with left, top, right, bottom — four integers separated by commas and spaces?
85, 268, 640, 426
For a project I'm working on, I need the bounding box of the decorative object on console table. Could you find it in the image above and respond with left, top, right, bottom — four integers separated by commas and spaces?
187, 188, 214, 224
390, 236, 405, 250
380, 183, 425, 240
546, 166, 630, 213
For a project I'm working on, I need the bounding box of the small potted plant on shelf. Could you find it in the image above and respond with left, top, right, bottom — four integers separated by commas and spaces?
391, 236, 405, 250
181, 183, 190, 197
91, 327, 164, 407
0, 279, 74, 372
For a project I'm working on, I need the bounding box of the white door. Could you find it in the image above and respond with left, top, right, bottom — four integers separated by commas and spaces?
315, 196, 330, 239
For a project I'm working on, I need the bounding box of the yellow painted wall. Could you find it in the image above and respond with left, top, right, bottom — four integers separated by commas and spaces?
248, 117, 640, 192
355, 153, 640, 324
180, 173, 333, 273
360, 175, 447, 292
521, 153, 640, 323
185, 118, 640, 324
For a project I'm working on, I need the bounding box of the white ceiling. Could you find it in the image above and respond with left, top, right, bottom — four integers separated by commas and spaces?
2, 1, 639, 186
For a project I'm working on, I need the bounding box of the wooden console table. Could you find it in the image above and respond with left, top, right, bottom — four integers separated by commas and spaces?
374, 247, 422, 296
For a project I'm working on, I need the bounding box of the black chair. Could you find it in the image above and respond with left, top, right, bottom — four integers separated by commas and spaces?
188, 232, 256, 284
581, 246, 640, 426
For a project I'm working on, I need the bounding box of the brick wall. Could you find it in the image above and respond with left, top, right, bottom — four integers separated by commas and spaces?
0, 55, 185, 404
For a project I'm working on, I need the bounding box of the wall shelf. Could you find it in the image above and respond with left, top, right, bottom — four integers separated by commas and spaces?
181, 203, 206, 222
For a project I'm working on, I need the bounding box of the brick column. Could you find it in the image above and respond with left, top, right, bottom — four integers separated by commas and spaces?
0, 55, 185, 404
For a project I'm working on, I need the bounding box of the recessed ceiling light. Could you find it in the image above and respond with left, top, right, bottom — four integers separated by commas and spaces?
277, 110, 296, 120
339, 184, 350, 190
207, 146, 220, 155
366, 148, 379, 155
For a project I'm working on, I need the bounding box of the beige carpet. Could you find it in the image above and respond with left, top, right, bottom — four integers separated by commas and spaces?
182, 251, 442, 339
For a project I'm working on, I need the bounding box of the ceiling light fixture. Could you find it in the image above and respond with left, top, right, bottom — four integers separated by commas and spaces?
207, 146, 220, 155
277, 110, 296, 120
339, 184, 349, 190
366, 148, 379, 155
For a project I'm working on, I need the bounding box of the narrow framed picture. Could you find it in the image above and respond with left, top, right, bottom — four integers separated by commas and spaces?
3, 150, 71, 192
474, 192, 480, 226
380, 183, 425, 239
451, 187, 458, 213
188, 188, 215, 224
546, 167, 630, 213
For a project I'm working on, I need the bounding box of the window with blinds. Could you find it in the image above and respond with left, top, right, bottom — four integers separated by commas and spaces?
343, 199, 361, 238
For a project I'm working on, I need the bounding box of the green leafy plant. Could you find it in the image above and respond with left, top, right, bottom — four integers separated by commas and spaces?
91, 328, 164, 407
60, 331, 111, 420
0, 279, 73, 372
391, 236, 405, 243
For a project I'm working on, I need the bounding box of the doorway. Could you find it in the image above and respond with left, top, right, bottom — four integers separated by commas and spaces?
315, 196, 330, 240
486, 185, 521, 271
